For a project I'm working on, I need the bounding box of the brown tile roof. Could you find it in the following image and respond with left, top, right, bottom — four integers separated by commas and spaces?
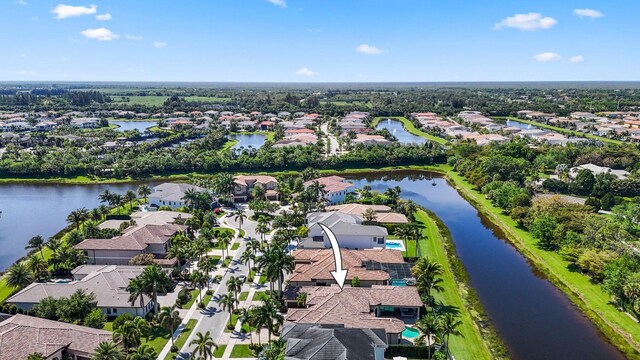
233, 175, 278, 186
286, 285, 422, 334
74, 224, 185, 251
0, 314, 111, 360
304, 176, 353, 194
289, 249, 404, 283
325, 204, 408, 224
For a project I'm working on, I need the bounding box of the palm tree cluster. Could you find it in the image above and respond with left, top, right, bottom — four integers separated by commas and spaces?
395, 223, 423, 258
126, 264, 173, 316
182, 188, 214, 211
412, 257, 462, 359
240, 298, 285, 345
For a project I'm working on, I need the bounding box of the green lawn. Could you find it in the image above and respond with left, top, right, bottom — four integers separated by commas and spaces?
230, 344, 255, 358
414, 210, 495, 360
164, 319, 198, 360
371, 116, 449, 146
213, 344, 227, 358
439, 164, 640, 357
495, 116, 625, 145
185, 96, 232, 103
142, 325, 171, 354
181, 289, 201, 309
231, 243, 240, 251
102, 321, 113, 331
252, 290, 272, 302
111, 95, 168, 106
239, 292, 249, 301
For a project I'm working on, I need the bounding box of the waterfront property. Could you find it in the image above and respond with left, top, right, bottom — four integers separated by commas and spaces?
7, 265, 154, 317
304, 175, 355, 205
74, 224, 185, 266
325, 203, 408, 224
302, 212, 387, 250
288, 248, 410, 287
0, 314, 112, 360
149, 182, 211, 209
232, 175, 278, 202
281, 323, 388, 360
285, 285, 422, 344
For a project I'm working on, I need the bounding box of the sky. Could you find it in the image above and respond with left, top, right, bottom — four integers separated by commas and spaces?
0, 0, 638, 82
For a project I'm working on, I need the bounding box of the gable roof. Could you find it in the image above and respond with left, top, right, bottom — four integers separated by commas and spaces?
282, 323, 387, 360
151, 183, 207, 202
74, 224, 185, 251
307, 212, 388, 237
7, 265, 151, 309
304, 176, 354, 194
0, 314, 111, 360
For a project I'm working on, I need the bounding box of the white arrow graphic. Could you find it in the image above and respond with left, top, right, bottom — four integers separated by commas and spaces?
318, 223, 348, 289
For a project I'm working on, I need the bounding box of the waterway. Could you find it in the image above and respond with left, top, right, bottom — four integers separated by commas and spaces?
229, 133, 267, 151
375, 119, 428, 144
0, 172, 627, 359
109, 120, 157, 132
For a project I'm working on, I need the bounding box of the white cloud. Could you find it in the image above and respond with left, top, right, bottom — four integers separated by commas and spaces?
494, 13, 557, 31
356, 44, 383, 55
295, 67, 316, 77
125, 34, 143, 40
52, 4, 97, 19
153, 41, 167, 48
267, 0, 287, 8
533, 52, 562, 62
569, 55, 585, 64
574, 9, 604, 18
96, 13, 111, 21
15, 0, 27, 5
80, 28, 119, 41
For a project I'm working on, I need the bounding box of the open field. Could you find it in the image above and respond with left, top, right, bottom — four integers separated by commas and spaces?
371, 116, 449, 145
111, 96, 168, 106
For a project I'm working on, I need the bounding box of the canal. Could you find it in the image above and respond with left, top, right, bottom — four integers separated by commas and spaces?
0, 171, 627, 359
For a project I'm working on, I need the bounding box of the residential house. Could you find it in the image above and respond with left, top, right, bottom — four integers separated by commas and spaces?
7, 266, 154, 317
569, 163, 630, 180
233, 175, 278, 202
74, 224, 185, 266
281, 323, 387, 360
325, 203, 408, 224
70, 118, 100, 129
289, 248, 412, 287
285, 285, 422, 344
304, 176, 355, 205
149, 182, 211, 209
0, 314, 112, 360
303, 212, 387, 250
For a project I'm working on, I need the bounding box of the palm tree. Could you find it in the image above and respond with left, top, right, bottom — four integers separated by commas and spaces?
251, 184, 266, 200
233, 209, 246, 232
89, 208, 103, 222
124, 190, 137, 210
98, 189, 114, 206
126, 277, 146, 309
213, 172, 235, 203
112, 194, 125, 215
158, 306, 182, 348
25, 235, 45, 258
137, 184, 152, 203
439, 312, 463, 358
189, 331, 217, 360
416, 312, 440, 359
114, 318, 149, 352
190, 270, 208, 302
362, 208, 377, 223
6, 262, 34, 290
412, 257, 444, 304
126, 344, 156, 360
217, 293, 238, 328
92, 341, 125, 360
240, 250, 255, 275
226, 276, 243, 302
256, 222, 270, 243
257, 244, 294, 298
218, 232, 233, 260
27, 254, 48, 282
253, 298, 284, 342
140, 264, 171, 316
67, 207, 89, 230
198, 258, 217, 289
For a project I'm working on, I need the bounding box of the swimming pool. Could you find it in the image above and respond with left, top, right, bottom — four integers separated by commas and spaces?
385, 239, 406, 251
402, 326, 420, 339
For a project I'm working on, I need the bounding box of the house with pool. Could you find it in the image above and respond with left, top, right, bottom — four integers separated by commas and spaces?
285, 285, 422, 344
302, 212, 388, 250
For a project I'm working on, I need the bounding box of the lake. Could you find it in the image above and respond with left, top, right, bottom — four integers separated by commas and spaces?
347, 171, 624, 360
375, 119, 428, 144
229, 133, 267, 151
505, 118, 541, 131
110, 120, 157, 132
0, 172, 627, 359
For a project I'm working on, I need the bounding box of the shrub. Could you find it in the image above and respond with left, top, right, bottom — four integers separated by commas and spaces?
83, 309, 107, 329
206, 290, 213, 296
198, 302, 206, 309
112, 313, 134, 330
176, 288, 192, 307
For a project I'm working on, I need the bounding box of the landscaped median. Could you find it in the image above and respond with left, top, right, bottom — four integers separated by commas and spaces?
413, 209, 502, 360
371, 116, 449, 146
434, 164, 640, 358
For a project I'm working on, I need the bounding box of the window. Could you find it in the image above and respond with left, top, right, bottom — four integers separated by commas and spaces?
375, 237, 385, 245
112, 308, 118, 314
106, 308, 111, 315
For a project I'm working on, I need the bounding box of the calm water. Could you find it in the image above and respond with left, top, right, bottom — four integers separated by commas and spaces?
375, 119, 428, 144
0, 172, 627, 359
505, 119, 541, 131
0, 183, 146, 271
110, 120, 157, 132
348, 171, 624, 360
229, 133, 266, 151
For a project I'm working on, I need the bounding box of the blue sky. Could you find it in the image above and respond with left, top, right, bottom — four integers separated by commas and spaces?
0, 0, 637, 82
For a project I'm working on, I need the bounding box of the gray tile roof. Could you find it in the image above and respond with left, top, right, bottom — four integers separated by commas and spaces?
151, 182, 207, 202
282, 323, 387, 360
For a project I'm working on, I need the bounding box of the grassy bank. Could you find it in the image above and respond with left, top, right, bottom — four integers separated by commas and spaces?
414, 209, 504, 360
494, 116, 625, 145
435, 164, 640, 358
371, 116, 449, 146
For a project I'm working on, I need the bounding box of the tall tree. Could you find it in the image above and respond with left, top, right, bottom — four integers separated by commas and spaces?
6, 262, 34, 290
189, 331, 217, 360
92, 341, 125, 360
25, 235, 46, 258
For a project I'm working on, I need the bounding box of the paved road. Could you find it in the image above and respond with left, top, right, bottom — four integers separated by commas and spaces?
176, 210, 261, 359
320, 122, 339, 156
